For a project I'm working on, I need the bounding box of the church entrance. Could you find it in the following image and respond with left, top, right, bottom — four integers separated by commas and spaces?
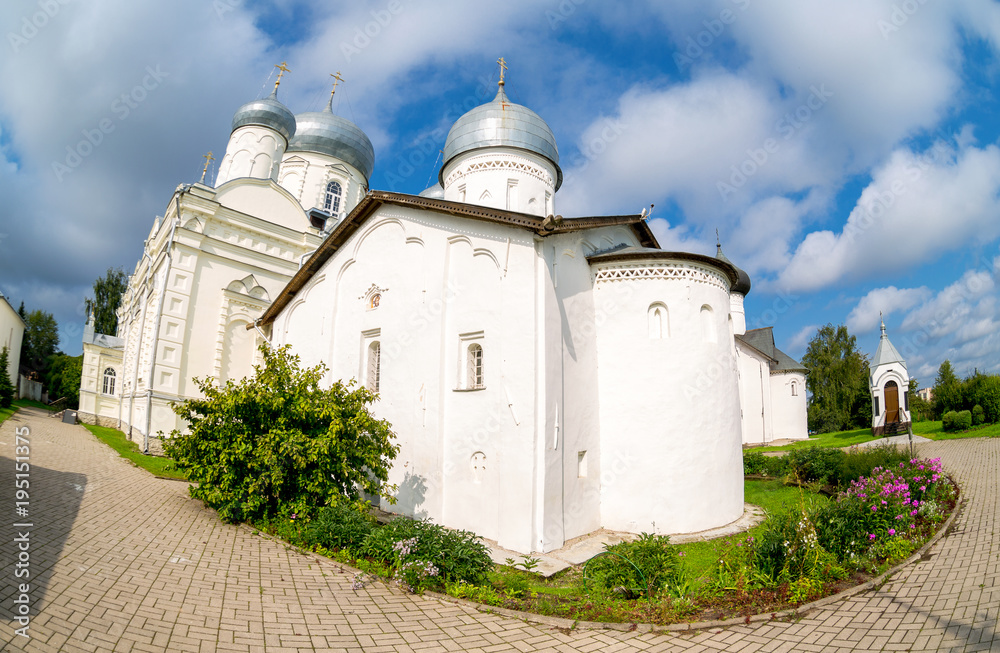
884, 381, 899, 423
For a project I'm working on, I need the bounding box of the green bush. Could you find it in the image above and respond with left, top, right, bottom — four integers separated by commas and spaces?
942, 411, 959, 432
358, 517, 492, 585
836, 444, 908, 487
956, 410, 972, 431
786, 447, 845, 484
164, 345, 399, 524
743, 450, 767, 475
302, 502, 375, 553
584, 533, 682, 598
972, 404, 985, 426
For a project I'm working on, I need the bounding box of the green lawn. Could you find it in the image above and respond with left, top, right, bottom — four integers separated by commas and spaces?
0, 403, 15, 427
756, 427, 880, 451
674, 479, 830, 585
82, 424, 188, 480
14, 398, 57, 411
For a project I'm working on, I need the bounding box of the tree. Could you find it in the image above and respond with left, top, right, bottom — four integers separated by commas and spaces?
44, 353, 82, 408
801, 324, 871, 433
84, 267, 129, 336
908, 378, 933, 422
0, 346, 15, 408
19, 310, 59, 378
932, 360, 962, 418
164, 345, 399, 524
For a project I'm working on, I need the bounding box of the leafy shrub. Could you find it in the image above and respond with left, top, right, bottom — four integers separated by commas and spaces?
302, 502, 375, 553
786, 447, 845, 484
836, 444, 908, 487
164, 345, 398, 524
942, 411, 958, 432
956, 410, 972, 431
359, 517, 492, 585
0, 347, 14, 409
585, 533, 682, 598
743, 450, 790, 477
972, 404, 985, 426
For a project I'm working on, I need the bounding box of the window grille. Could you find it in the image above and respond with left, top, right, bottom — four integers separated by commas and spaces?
467, 344, 484, 389
367, 341, 380, 393
323, 180, 342, 214
102, 368, 116, 395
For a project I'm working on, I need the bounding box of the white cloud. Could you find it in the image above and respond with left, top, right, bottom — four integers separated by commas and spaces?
777, 139, 1000, 291
785, 324, 818, 354
846, 286, 932, 334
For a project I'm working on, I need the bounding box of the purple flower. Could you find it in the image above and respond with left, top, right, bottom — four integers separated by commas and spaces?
869, 533, 876, 540
888, 528, 896, 536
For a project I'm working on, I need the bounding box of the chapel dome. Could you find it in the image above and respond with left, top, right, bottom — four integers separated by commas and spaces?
230, 90, 297, 141
287, 102, 375, 183
716, 244, 752, 295
418, 182, 444, 199
442, 86, 562, 189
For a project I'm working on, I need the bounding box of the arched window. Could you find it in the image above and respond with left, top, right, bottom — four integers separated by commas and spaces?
367, 341, 381, 393
467, 343, 484, 389
323, 180, 343, 214
648, 303, 668, 339
791, 381, 798, 396
102, 368, 116, 395
701, 305, 716, 343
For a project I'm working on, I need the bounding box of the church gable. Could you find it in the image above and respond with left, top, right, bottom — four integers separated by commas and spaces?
214, 177, 311, 233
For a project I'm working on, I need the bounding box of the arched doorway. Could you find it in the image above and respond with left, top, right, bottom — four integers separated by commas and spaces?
884, 380, 899, 424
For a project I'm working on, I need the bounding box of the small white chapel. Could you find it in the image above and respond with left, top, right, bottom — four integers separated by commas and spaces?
79, 62, 808, 555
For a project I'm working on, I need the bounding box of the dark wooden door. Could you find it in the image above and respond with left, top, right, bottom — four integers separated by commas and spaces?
885, 381, 899, 423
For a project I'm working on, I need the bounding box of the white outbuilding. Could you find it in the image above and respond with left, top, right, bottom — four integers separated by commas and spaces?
870, 319, 911, 436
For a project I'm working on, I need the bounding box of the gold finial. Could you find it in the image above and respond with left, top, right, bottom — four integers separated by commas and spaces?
497, 57, 508, 88
200, 151, 215, 183
273, 61, 291, 91
330, 71, 344, 98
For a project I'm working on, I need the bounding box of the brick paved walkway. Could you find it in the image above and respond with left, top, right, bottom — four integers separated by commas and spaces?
1, 407, 997, 652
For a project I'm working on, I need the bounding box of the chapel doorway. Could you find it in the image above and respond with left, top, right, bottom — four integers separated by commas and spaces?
884, 380, 899, 423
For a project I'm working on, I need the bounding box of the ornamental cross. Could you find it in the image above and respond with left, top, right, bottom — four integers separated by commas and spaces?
273, 61, 291, 91
330, 71, 344, 97
497, 57, 508, 87
200, 151, 215, 183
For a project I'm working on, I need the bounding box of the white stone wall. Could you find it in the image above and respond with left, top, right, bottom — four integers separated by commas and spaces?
769, 371, 808, 440
871, 366, 910, 430
441, 147, 558, 217
0, 298, 24, 385
216, 125, 287, 185
593, 258, 744, 536
79, 342, 123, 424
278, 152, 367, 219
737, 345, 772, 444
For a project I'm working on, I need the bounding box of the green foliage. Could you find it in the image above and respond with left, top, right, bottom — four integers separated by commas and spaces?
164, 344, 399, 524
786, 447, 845, 485
965, 375, 1000, 423
301, 502, 375, 554
802, 324, 871, 433
932, 360, 962, 418
45, 353, 82, 407
84, 266, 129, 336
19, 309, 59, 378
357, 517, 492, 585
835, 444, 909, 487
0, 347, 15, 409
942, 411, 958, 432
908, 379, 934, 422
584, 533, 683, 598
972, 404, 985, 426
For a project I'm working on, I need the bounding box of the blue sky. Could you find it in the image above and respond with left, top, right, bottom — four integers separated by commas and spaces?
2, 0, 1000, 386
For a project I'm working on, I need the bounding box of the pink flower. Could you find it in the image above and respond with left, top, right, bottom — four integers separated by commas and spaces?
869, 533, 876, 540
888, 529, 896, 536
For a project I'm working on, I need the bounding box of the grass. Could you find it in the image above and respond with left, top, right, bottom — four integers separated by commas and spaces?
14, 398, 57, 411
755, 427, 880, 452
82, 424, 187, 480
0, 403, 15, 427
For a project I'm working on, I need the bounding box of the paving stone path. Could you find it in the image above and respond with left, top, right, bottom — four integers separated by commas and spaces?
1, 407, 997, 652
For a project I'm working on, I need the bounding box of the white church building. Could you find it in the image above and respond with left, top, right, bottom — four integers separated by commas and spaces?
80, 65, 807, 554
870, 319, 911, 436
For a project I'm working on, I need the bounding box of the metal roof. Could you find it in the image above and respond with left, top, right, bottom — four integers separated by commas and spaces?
287, 106, 375, 183
715, 244, 752, 295
873, 322, 907, 370
231, 91, 296, 141
442, 87, 562, 189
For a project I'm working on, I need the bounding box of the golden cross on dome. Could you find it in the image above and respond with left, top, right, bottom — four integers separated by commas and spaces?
200, 151, 215, 183
273, 61, 291, 91
497, 57, 508, 87
330, 71, 344, 98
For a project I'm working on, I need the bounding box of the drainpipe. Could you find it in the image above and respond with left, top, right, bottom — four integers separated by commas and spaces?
143, 211, 182, 453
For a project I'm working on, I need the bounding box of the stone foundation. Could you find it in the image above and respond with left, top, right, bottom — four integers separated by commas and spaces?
77, 412, 121, 429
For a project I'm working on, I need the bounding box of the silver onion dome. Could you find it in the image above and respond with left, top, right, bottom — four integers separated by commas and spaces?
442, 86, 562, 189
231, 90, 297, 141
287, 96, 375, 183
418, 182, 444, 199
716, 244, 752, 295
